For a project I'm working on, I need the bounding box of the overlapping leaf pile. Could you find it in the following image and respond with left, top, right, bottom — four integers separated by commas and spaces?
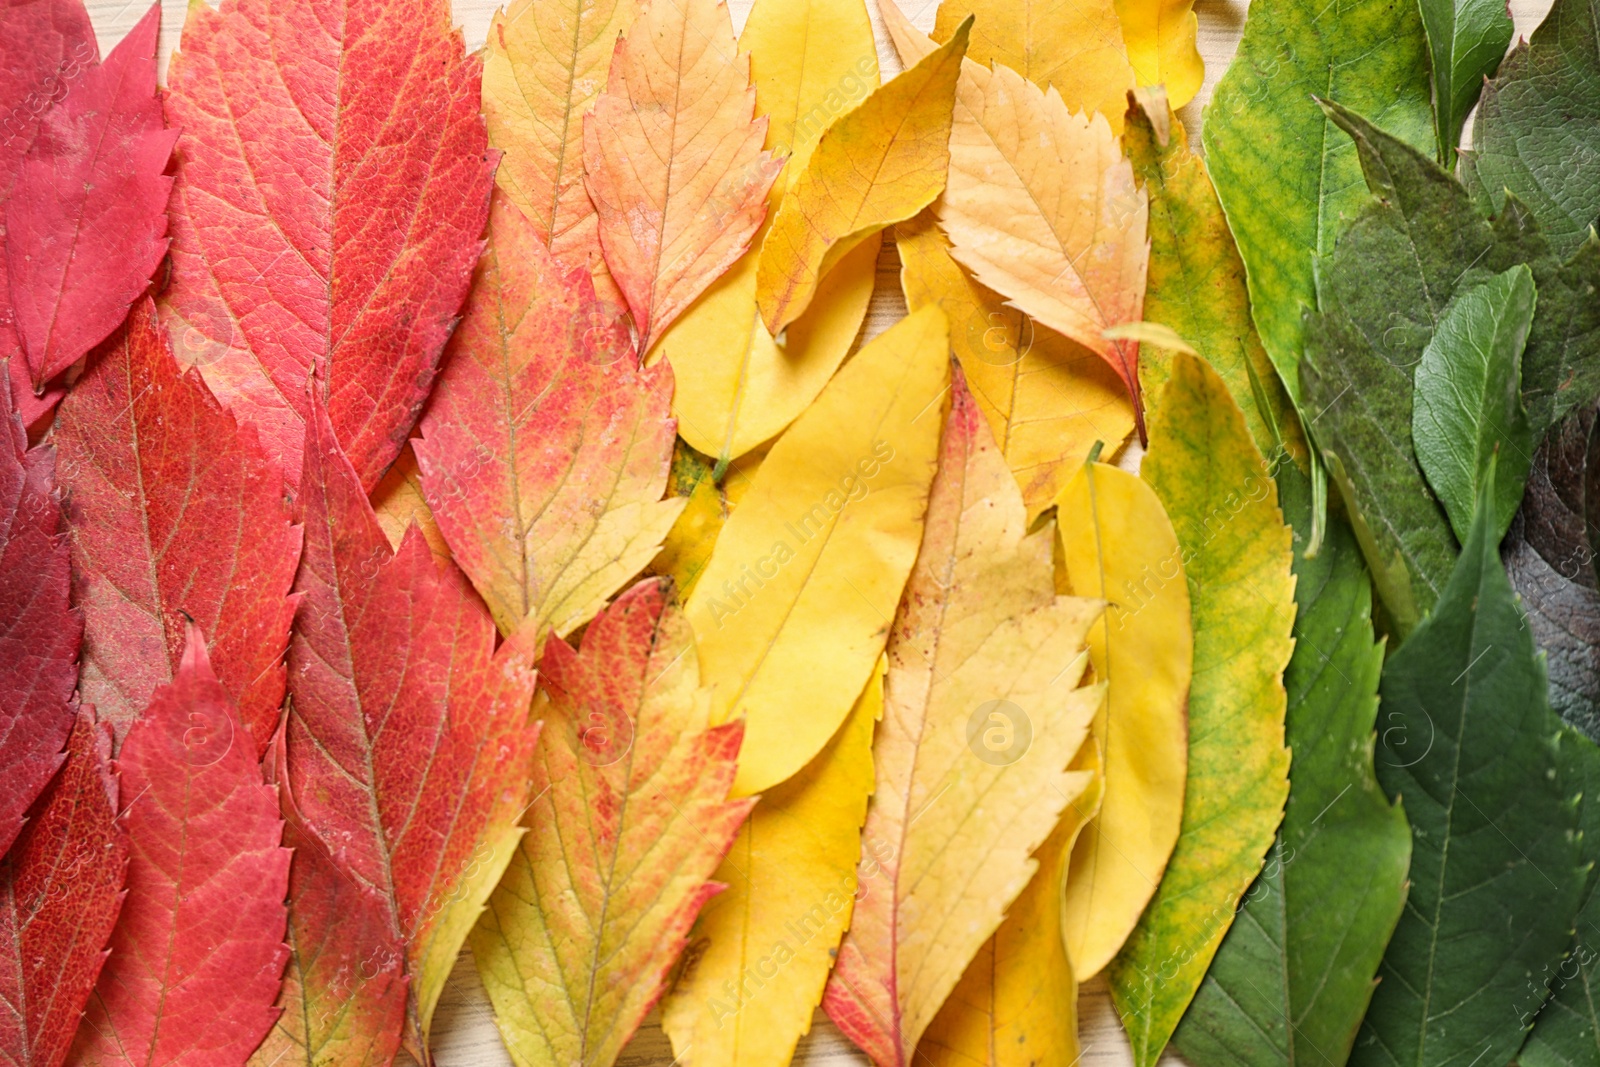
0, 0, 1596, 1065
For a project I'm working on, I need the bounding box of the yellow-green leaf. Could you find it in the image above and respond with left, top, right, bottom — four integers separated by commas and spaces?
1115, 0, 1203, 107
1108, 352, 1294, 1067
1057, 461, 1191, 980
661, 660, 881, 1067
897, 210, 1134, 519
683, 305, 950, 797
755, 23, 970, 335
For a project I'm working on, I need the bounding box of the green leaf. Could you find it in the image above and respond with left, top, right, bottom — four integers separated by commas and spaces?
1172, 464, 1410, 1067
1107, 352, 1293, 1067
1202, 0, 1432, 404
1418, 0, 1512, 161
1413, 264, 1537, 541
1351, 466, 1587, 1067
1462, 0, 1600, 261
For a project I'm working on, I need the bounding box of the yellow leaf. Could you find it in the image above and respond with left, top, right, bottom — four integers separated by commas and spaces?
931, 0, 1135, 132
1107, 352, 1293, 1067
371, 444, 451, 565
1056, 459, 1191, 980
646, 442, 728, 601
882, 0, 1150, 434
482, 0, 637, 298
1115, 0, 1204, 108
662, 660, 882, 1067
755, 22, 970, 335
584, 0, 783, 354
650, 0, 882, 469
823, 372, 1103, 1067
919, 744, 1105, 1067
1102, 321, 1197, 355
683, 305, 950, 797
897, 209, 1134, 519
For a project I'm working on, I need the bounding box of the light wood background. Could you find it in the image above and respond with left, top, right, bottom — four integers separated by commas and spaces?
70, 0, 1556, 1063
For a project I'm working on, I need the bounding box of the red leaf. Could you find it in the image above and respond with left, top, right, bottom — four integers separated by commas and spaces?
414, 193, 680, 639
161, 0, 496, 491
276, 403, 540, 1059
7, 4, 175, 392
0, 0, 95, 431
0, 367, 79, 857
73, 625, 290, 1067
0, 709, 128, 1067
54, 300, 301, 753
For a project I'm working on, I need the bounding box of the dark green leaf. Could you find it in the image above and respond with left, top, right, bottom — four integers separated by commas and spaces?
1413, 264, 1537, 541
1172, 464, 1409, 1067
1418, 0, 1513, 160
1351, 467, 1587, 1067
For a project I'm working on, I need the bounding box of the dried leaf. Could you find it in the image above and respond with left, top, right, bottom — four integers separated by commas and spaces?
1113, 0, 1202, 107
161, 0, 494, 489
74, 626, 290, 1067
273, 405, 541, 1058
0, 365, 79, 857
662, 661, 881, 1067
371, 445, 451, 565
54, 300, 301, 753
645, 442, 731, 601
0, 710, 127, 1067
415, 193, 680, 639
1056, 461, 1191, 980
754, 21, 968, 335
474, 579, 752, 1067
823, 372, 1102, 1067
584, 0, 781, 354
683, 306, 950, 797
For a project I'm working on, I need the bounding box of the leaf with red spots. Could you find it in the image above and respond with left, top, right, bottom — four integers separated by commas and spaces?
472, 578, 753, 1067
7, 3, 175, 396
271, 404, 540, 1061
161, 0, 495, 490
54, 300, 301, 754
73, 625, 290, 1067
415, 193, 681, 639
0, 709, 128, 1067
0, 367, 78, 858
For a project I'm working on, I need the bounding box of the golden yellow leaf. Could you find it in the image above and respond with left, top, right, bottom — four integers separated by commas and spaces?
1103, 321, 1197, 355
482, 0, 637, 298
823, 372, 1103, 1067
883, 0, 1149, 435
662, 661, 882, 1067
1056, 459, 1192, 980
371, 444, 451, 565
650, 0, 882, 469
584, 0, 782, 354
897, 209, 1134, 519
683, 305, 950, 798
755, 22, 970, 335
919, 744, 1105, 1067
1116, 0, 1204, 108
931, 0, 1135, 132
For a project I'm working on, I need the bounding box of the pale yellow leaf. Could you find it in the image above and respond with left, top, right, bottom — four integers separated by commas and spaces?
1116, 0, 1204, 108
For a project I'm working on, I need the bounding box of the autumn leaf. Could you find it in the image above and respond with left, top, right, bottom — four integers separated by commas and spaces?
7, 3, 173, 398
0, 366, 79, 858
662, 661, 881, 1067
1056, 460, 1190, 980
161, 0, 494, 490
482, 0, 637, 293
0, 710, 128, 1067
897, 210, 1133, 518
415, 193, 680, 639
1107, 353, 1293, 1067
882, 1, 1150, 432
683, 305, 950, 798
1114, 0, 1203, 107
823, 372, 1103, 1067
920, 745, 1104, 1067
754, 20, 968, 335
645, 442, 731, 601
584, 0, 781, 355
474, 579, 752, 1067
273, 405, 541, 1058
372, 445, 451, 565
930, 0, 1135, 130
649, 0, 882, 470
73, 625, 290, 1067
53, 300, 301, 754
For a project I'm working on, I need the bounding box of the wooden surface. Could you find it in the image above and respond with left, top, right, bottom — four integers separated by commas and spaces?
73, 0, 1557, 1063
